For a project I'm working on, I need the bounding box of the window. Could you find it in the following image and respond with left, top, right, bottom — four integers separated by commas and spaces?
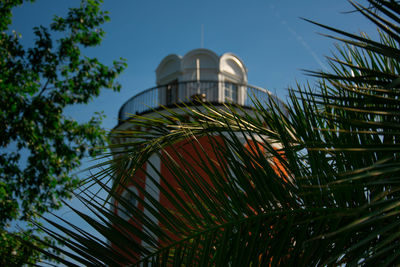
224, 82, 238, 103
166, 80, 178, 105
117, 186, 138, 221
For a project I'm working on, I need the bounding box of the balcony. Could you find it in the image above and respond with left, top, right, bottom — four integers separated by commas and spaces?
118, 80, 280, 122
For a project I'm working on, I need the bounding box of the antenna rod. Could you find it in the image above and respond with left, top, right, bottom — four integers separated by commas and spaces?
201, 24, 204, 48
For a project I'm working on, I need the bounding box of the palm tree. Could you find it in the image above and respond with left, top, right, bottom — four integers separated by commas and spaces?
29, 0, 400, 265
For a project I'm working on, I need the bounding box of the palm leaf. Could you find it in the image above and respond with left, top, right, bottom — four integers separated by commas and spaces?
28, 0, 400, 265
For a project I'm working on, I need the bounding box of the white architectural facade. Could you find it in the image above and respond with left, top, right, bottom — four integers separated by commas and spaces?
117, 48, 274, 121
156, 48, 248, 107
109, 49, 287, 258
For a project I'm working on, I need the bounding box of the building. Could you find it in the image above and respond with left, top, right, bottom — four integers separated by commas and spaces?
110, 48, 279, 256
117, 48, 275, 121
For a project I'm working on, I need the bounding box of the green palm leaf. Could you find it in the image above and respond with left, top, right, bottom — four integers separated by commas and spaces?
25, 0, 400, 266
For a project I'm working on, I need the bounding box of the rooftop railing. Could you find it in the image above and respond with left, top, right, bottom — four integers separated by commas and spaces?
118, 81, 281, 122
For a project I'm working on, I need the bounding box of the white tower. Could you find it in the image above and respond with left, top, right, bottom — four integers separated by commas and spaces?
110, 49, 278, 258
118, 48, 272, 121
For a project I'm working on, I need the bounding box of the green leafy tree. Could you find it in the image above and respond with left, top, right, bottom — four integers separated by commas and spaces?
28, 0, 400, 265
0, 0, 126, 264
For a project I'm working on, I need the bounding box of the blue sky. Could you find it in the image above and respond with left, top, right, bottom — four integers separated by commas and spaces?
10, 0, 378, 260
12, 0, 377, 131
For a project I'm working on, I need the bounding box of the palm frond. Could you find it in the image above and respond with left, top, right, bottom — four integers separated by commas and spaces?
28, 0, 400, 265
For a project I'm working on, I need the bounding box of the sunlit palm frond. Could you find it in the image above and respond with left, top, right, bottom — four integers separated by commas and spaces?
27, 0, 400, 266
